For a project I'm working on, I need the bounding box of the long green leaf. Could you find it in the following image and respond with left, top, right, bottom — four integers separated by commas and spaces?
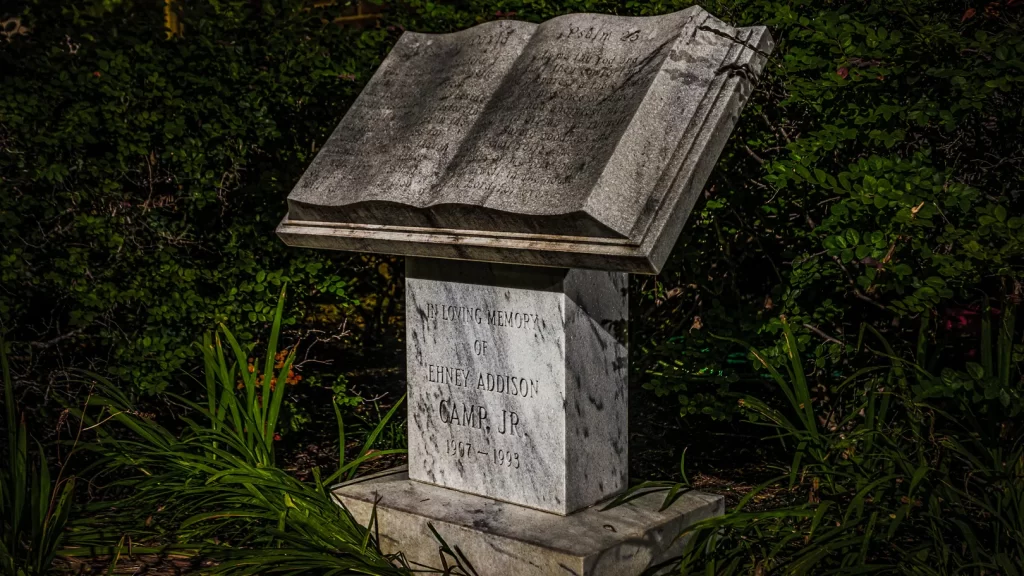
333, 400, 347, 473
265, 350, 295, 452
261, 287, 287, 431
347, 396, 405, 481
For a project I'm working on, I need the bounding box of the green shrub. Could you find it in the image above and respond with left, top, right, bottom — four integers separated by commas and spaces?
2, 0, 1021, 570
631, 0, 1024, 418
665, 312, 1023, 574
67, 290, 413, 573
1, 0, 387, 393
0, 341, 76, 575
4, 0, 1020, 416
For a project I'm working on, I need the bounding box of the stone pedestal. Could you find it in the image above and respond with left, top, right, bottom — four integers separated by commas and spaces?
334, 468, 723, 576
406, 258, 628, 515
348, 257, 724, 575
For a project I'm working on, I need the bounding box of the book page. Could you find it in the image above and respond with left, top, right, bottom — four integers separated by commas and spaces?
289, 20, 537, 220
429, 11, 694, 236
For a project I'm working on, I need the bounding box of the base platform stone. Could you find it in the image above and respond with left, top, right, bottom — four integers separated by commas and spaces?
333, 467, 723, 575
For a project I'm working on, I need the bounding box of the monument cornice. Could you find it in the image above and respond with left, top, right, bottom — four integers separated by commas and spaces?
277, 216, 662, 272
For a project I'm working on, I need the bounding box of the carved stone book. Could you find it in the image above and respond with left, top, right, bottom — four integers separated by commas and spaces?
279, 7, 773, 273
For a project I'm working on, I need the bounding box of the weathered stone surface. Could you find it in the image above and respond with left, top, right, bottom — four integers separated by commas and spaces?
334, 468, 724, 576
283, 6, 760, 563
278, 7, 774, 274
406, 257, 627, 515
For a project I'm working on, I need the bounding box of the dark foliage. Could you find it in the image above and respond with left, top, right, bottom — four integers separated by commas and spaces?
627, 0, 1024, 419
669, 314, 1023, 574
0, 0, 1022, 573
3, 0, 1021, 416
1, 0, 394, 397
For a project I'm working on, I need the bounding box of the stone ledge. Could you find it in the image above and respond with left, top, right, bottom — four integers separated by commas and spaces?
332, 467, 723, 576
276, 216, 660, 274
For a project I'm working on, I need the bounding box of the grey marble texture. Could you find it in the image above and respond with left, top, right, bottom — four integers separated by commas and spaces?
406, 257, 627, 515
334, 467, 724, 576
278, 7, 774, 274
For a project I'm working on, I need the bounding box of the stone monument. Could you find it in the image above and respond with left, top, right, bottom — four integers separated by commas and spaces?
279, 6, 772, 574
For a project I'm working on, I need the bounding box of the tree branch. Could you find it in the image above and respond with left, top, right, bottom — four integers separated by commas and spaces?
29, 327, 86, 350
803, 323, 843, 345
831, 256, 888, 311
744, 145, 766, 165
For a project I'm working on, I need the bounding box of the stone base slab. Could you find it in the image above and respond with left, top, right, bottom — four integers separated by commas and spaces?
333, 467, 723, 575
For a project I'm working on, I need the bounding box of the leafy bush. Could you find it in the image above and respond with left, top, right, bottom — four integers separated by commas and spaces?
4, 0, 1020, 417
666, 312, 1023, 574
1, 0, 391, 394
626, 0, 1024, 418
69, 291, 412, 574
2, 0, 1022, 569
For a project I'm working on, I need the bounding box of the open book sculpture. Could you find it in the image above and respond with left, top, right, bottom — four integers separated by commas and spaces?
278, 7, 772, 273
